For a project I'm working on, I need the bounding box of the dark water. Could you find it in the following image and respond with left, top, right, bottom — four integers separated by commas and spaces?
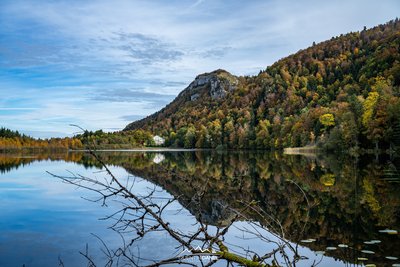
0, 151, 399, 267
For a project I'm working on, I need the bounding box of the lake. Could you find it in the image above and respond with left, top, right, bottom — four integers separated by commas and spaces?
0, 150, 399, 267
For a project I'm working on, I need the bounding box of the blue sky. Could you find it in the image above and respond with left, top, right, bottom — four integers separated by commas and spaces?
0, 0, 399, 138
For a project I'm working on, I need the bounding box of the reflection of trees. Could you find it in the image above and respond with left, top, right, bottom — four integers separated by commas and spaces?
0, 152, 85, 173
113, 151, 400, 265
361, 161, 400, 226
0, 151, 157, 173
50, 151, 298, 267
2, 150, 399, 265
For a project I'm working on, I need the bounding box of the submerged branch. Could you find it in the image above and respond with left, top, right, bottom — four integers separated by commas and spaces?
48, 139, 302, 266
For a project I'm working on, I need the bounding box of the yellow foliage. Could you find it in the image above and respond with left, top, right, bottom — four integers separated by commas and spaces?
280, 68, 291, 82
362, 179, 381, 213
319, 113, 335, 127
362, 91, 379, 127
320, 174, 335, 186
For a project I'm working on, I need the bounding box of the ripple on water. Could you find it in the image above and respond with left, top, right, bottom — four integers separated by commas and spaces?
379, 229, 398, 234
361, 250, 375, 254
300, 239, 315, 243
370, 239, 382, 244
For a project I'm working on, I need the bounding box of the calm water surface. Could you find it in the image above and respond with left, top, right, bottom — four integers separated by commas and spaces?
0, 151, 399, 267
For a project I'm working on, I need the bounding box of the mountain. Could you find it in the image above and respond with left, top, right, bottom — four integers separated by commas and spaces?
124, 19, 400, 151
125, 69, 239, 130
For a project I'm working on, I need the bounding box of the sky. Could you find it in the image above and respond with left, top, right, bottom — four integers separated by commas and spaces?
0, 0, 399, 138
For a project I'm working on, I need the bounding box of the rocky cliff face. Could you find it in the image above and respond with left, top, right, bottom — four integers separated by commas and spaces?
124, 69, 238, 131
187, 69, 238, 100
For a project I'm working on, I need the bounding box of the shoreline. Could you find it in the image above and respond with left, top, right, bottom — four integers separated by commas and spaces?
69, 147, 211, 152
283, 146, 318, 156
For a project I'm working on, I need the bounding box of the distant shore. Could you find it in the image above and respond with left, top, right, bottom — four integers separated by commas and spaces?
69, 147, 208, 152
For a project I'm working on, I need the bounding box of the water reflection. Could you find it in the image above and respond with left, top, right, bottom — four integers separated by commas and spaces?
0, 150, 399, 266
106, 151, 399, 266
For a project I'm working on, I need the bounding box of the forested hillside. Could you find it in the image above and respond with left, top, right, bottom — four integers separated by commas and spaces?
125, 19, 400, 152
74, 129, 155, 149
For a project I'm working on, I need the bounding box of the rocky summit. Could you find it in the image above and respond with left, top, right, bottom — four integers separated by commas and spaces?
187, 69, 239, 100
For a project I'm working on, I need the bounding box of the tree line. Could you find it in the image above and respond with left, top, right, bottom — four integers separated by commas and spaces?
0, 127, 155, 150
0, 127, 83, 151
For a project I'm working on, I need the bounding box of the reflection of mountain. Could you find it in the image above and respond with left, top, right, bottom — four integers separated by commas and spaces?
1, 151, 399, 265
110, 151, 400, 266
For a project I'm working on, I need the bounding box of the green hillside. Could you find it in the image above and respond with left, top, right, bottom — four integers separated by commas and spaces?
125, 19, 400, 152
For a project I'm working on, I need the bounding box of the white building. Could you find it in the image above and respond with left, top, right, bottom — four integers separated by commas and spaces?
153, 135, 165, 146
153, 153, 165, 164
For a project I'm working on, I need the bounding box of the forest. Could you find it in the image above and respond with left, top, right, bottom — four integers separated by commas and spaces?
125, 19, 400, 153
0, 127, 83, 151
73, 129, 155, 149
0, 127, 154, 150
